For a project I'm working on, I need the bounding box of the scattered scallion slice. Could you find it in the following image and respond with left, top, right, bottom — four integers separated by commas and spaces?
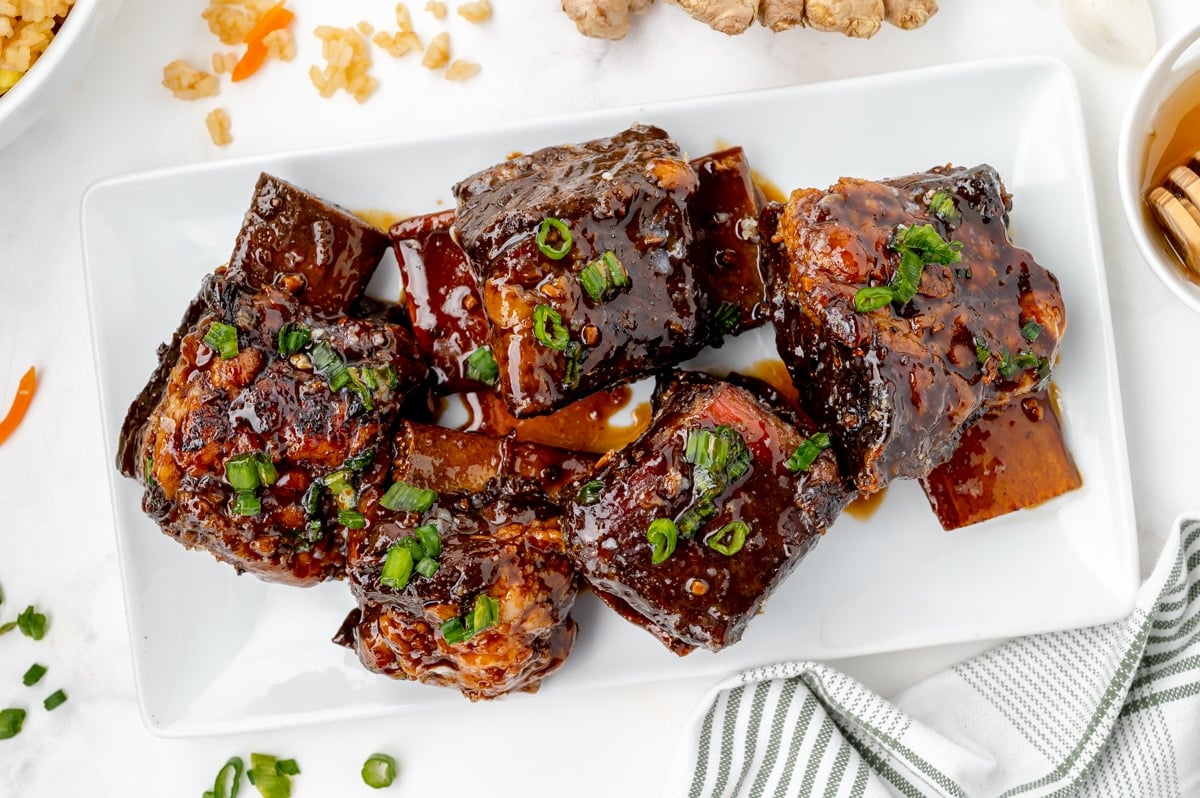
684, 428, 730, 472
0, 708, 26, 740
562, 341, 582, 390
276, 323, 311, 357
143, 455, 156, 486
380, 546, 414, 591
232, 490, 261, 517
853, 286, 895, 313
646, 518, 678, 565
712, 302, 740, 337
225, 454, 261, 492
705, 520, 749, 556
974, 336, 991, 366
533, 304, 570, 351
465, 346, 499, 386
578, 260, 610, 302
0, 621, 15, 637
311, 341, 350, 392
247, 752, 293, 798
210, 756, 244, 798
276, 760, 300, 777
785, 432, 832, 473
535, 217, 573, 260
603, 250, 629, 288
17, 605, 46, 640
302, 482, 323, 518
204, 322, 240, 360
576, 480, 604, 506
43, 689, 67, 711
343, 448, 376, 472
929, 190, 962, 225
854, 223, 962, 312
252, 452, 278, 487
440, 618, 469, 645
338, 509, 367, 529
676, 501, 717, 540
414, 524, 441, 558
1021, 321, 1043, 342
22, 663, 46, 686
379, 481, 437, 513
470, 594, 499, 635
362, 753, 397, 789
415, 557, 439, 578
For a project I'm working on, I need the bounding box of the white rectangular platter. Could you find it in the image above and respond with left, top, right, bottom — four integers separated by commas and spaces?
81, 56, 1138, 736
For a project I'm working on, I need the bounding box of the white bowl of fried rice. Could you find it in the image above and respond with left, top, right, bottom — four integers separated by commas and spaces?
0, 0, 120, 150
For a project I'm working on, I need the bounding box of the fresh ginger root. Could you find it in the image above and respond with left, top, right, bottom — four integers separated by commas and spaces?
562, 0, 654, 39
567, 0, 937, 38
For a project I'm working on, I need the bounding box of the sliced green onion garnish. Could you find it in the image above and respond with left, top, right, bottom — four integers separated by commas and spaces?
397, 536, 427, 562
343, 448, 376, 472
562, 341, 582, 390
43, 689, 67, 711
338, 509, 367, 529
276, 759, 300, 776
300, 520, 323, 543
143, 455, 156, 486
204, 321, 240, 360
0, 708, 26, 740
277, 323, 311, 357
415, 557, 439, 578
232, 490, 261, 517
646, 518, 678, 565
211, 756, 244, 798
380, 546, 414, 591
17, 605, 46, 640
414, 524, 441, 558
347, 370, 377, 411
785, 432, 832, 473
323, 469, 354, 496
533, 304, 570, 351
929, 190, 961, 225
603, 250, 629, 287
379, 481, 437, 513
470, 594, 499, 635
22, 663, 46, 686
465, 346, 499, 386
247, 752, 293, 798
578, 260, 610, 302
853, 286, 895, 313
684, 429, 730, 472
253, 452, 278, 486
302, 482, 323, 519
440, 618, 469, 645
311, 340, 351, 393
705, 520, 749, 556
0, 621, 16, 637
712, 302, 740, 337
717, 425, 751, 481
676, 501, 717, 540
576, 479, 603, 506
974, 336, 990, 365
1021, 321, 1043, 342
225, 454, 261, 492
535, 217, 573, 260
362, 753, 397, 789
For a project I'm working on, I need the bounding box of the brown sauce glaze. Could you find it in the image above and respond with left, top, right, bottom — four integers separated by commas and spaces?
845, 489, 888, 521
454, 386, 650, 455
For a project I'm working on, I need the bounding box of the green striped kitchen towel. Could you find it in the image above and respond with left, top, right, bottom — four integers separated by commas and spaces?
672, 517, 1200, 797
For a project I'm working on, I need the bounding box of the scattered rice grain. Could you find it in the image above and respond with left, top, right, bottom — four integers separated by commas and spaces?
0, 0, 76, 95
372, 30, 421, 58
162, 60, 220, 100
211, 51, 238, 74
424, 1, 446, 20
310, 25, 378, 103
421, 31, 449, 70
201, 0, 274, 46
395, 3, 414, 31
356, 20, 373, 36
206, 107, 232, 146
444, 59, 479, 81
456, 0, 491, 23
262, 27, 295, 61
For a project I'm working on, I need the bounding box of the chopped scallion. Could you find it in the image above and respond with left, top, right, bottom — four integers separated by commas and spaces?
43, 689, 67, 711
414, 524, 441, 558
22, 663, 46, 686
470, 594, 499, 635
853, 286, 895, 313
0, 708, 26, 740
929, 190, 962, 225
204, 322, 240, 360
705, 520, 749, 556
535, 217, 573, 260
362, 753, 397, 789
338, 509, 367, 529
603, 250, 629, 287
276, 759, 300, 776
712, 302, 740, 337
1021, 321, 1043, 342
343, 448, 376, 473
379, 481, 437, 513
276, 323, 311, 357
380, 546, 414, 591
646, 518, 679, 565
974, 336, 990, 365
576, 480, 603, 506
676, 501, 717, 540
440, 618, 469, 645
232, 490, 261, 517
415, 557, 439, 578
563, 341, 582, 390
210, 756, 243, 798
578, 261, 610, 302
17, 605, 46, 640
684, 429, 730, 472
311, 341, 350, 393
224, 454, 261, 492
785, 432, 832, 473
533, 304, 570, 351
253, 452, 278, 487
465, 346, 499, 386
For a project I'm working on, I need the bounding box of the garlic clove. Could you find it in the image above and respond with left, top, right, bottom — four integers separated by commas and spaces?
1060, 0, 1157, 64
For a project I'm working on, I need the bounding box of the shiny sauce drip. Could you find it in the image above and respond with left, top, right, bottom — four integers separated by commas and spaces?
455, 386, 651, 455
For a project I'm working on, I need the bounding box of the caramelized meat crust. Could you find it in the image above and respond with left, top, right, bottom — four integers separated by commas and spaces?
125, 276, 428, 585
766, 164, 1066, 494
452, 124, 709, 416
562, 372, 849, 654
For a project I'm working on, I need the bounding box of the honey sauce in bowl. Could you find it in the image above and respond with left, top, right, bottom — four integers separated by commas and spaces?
1143, 70, 1200, 279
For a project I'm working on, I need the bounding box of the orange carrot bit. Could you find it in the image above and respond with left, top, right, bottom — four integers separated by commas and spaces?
231, 2, 295, 83
0, 366, 37, 447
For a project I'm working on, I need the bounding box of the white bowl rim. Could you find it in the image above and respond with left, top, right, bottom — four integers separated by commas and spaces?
1118, 17, 1200, 315
0, 0, 108, 135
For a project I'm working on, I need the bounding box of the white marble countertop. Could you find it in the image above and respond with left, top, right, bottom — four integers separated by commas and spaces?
2, 1, 1198, 795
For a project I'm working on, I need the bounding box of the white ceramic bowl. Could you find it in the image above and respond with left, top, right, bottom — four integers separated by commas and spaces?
1118, 19, 1200, 314
0, 0, 120, 151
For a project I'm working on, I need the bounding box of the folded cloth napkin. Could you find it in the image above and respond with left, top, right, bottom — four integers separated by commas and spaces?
671, 518, 1200, 797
